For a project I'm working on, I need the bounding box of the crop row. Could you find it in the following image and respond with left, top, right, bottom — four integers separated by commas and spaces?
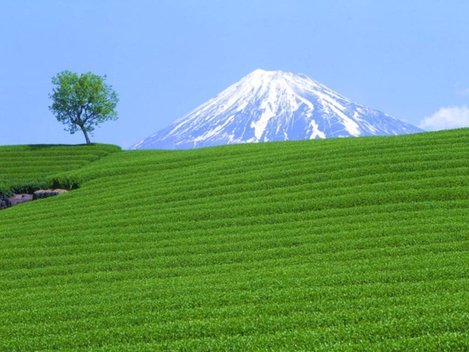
0, 129, 468, 350
0, 144, 120, 195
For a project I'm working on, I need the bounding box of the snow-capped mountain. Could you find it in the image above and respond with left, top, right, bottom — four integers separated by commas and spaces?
133, 69, 422, 149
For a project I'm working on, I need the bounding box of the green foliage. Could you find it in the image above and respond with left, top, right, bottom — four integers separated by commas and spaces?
0, 144, 121, 195
8, 181, 49, 194
0, 129, 468, 350
0, 183, 12, 198
49, 71, 119, 144
48, 174, 81, 190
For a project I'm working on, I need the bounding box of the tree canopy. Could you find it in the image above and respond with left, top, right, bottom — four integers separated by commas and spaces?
49, 71, 119, 144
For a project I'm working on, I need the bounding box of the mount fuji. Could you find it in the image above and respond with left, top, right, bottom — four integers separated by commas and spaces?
133, 69, 422, 150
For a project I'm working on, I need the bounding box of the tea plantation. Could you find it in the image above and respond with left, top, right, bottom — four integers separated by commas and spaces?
0, 129, 468, 351
0, 144, 120, 195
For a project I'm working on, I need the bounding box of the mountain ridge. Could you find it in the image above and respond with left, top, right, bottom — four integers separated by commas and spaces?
134, 69, 422, 149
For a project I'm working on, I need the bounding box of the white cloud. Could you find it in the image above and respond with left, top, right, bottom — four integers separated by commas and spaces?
419, 106, 469, 131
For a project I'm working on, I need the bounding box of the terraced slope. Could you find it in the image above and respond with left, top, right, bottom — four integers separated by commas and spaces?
0, 144, 121, 194
0, 129, 468, 351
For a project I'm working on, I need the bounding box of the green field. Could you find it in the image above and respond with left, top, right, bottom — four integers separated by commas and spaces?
0, 129, 468, 351
0, 144, 121, 196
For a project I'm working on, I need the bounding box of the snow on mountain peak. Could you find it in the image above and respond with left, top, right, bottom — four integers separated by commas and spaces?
133, 69, 422, 150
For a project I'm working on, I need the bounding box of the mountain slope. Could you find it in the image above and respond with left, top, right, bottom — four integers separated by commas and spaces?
134, 69, 422, 149
0, 129, 468, 350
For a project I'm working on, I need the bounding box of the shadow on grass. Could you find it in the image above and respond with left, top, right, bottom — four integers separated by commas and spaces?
25, 144, 93, 149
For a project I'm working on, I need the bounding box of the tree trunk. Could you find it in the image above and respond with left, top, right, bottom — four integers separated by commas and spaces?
80, 126, 91, 144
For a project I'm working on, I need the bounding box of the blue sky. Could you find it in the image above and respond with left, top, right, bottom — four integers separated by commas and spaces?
1, 0, 469, 148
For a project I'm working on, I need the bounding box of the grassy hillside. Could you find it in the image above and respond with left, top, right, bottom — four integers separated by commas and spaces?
0, 129, 468, 351
0, 144, 121, 195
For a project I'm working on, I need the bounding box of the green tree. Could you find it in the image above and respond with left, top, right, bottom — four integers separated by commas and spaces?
49, 71, 119, 144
